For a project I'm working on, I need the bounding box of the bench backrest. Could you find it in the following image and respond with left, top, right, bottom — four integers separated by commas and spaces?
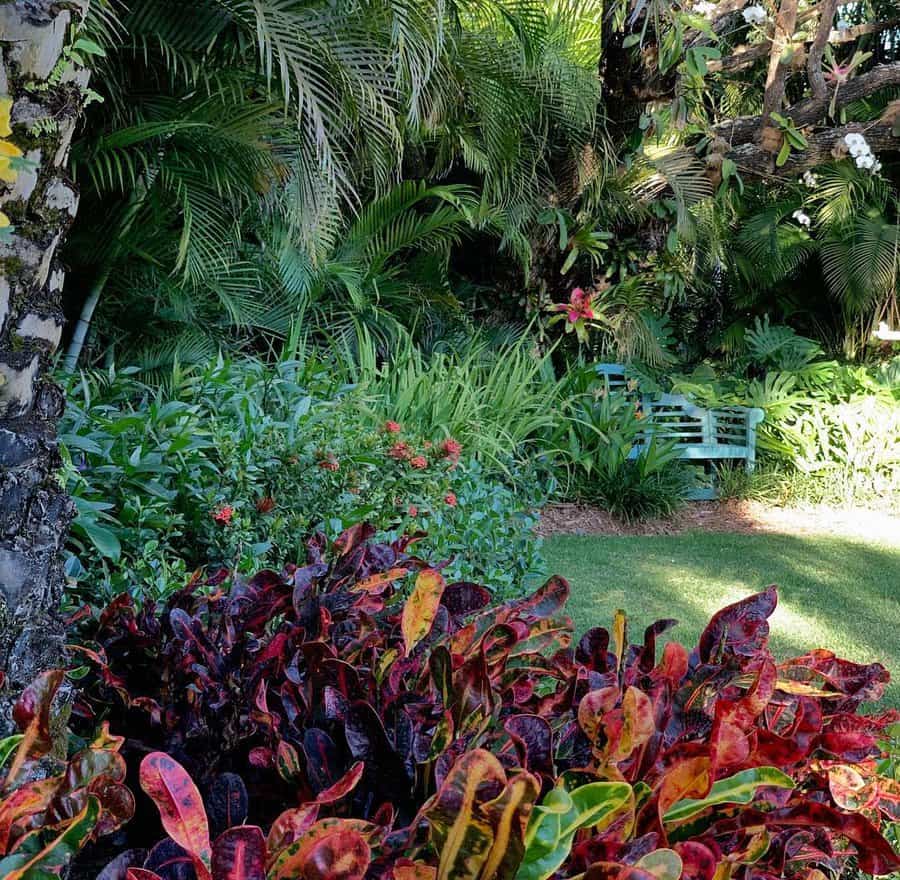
595, 363, 630, 392
595, 365, 764, 449
642, 394, 763, 447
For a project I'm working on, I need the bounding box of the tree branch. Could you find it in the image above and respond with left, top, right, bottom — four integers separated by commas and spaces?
808, 0, 842, 101
708, 19, 900, 73
728, 118, 898, 177
761, 0, 800, 125
713, 61, 900, 144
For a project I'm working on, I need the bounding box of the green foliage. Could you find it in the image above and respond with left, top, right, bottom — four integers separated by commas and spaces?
663, 322, 900, 508
347, 331, 562, 469
67, 0, 608, 367
589, 441, 692, 522
60, 353, 547, 601
714, 462, 788, 503
551, 365, 691, 520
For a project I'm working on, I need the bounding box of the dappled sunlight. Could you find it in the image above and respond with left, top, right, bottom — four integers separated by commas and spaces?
545, 532, 900, 706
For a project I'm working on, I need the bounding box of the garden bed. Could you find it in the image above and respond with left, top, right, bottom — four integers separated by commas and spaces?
537, 499, 900, 544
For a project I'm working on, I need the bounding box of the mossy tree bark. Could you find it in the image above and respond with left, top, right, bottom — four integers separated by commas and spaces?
0, 0, 91, 724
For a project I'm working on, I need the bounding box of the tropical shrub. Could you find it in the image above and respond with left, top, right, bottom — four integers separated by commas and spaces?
0, 671, 134, 878
60, 356, 546, 600
72, 525, 900, 880
661, 324, 900, 508
347, 331, 563, 470
551, 366, 690, 520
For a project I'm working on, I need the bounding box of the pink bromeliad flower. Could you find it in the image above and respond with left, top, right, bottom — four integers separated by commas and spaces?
566, 287, 595, 322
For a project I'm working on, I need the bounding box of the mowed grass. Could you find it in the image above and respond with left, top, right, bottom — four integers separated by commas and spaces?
541, 532, 900, 707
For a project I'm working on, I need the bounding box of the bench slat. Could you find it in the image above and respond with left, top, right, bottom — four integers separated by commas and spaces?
600, 366, 765, 498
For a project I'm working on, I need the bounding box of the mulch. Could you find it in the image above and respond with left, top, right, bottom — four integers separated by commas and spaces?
536, 500, 900, 545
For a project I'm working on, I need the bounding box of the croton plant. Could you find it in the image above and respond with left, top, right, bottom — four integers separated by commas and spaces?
44, 524, 900, 879
0, 670, 134, 878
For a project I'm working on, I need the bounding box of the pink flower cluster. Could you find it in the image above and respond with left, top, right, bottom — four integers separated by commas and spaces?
384, 423, 463, 471
565, 287, 595, 323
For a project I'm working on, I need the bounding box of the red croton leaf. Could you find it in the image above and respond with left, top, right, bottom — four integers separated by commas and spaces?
0, 777, 59, 852
584, 862, 659, 880
315, 761, 365, 805
139, 752, 213, 880
767, 803, 900, 875
7, 669, 65, 784
698, 587, 777, 663
655, 757, 712, 832
268, 821, 372, 880
267, 804, 320, 856
299, 828, 371, 880
673, 841, 718, 880
392, 860, 437, 880
212, 825, 267, 880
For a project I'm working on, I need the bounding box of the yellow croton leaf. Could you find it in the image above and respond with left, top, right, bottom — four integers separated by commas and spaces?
0, 139, 23, 183
0, 210, 11, 228
0, 97, 12, 138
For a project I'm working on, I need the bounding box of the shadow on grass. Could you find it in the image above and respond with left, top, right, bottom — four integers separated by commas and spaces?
541, 531, 900, 707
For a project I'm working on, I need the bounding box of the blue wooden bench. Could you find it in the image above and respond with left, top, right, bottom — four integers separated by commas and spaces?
597, 364, 765, 500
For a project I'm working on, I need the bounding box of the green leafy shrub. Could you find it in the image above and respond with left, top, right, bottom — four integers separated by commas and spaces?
590, 441, 692, 521
72, 526, 900, 879
347, 331, 563, 469
714, 463, 789, 503
666, 322, 900, 508
60, 357, 546, 600
551, 366, 690, 520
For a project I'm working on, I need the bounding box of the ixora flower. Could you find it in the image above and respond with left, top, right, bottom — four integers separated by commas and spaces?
792, 209, 812, 228
212, 505, 234, 525
742, 4, 767, 25
318, 454, 340, 472
383, 420, 402, 434
407, 504, 418, 517
409, 455, 428, 470
444, 492, 458, 507
388, 441, 412, 461
440, 438, 462, 462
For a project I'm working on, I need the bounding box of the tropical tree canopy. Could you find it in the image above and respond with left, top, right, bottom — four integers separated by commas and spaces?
58, 0, 898, 367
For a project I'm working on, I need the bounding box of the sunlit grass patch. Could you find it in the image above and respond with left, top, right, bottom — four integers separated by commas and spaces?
543, 531, 900, 707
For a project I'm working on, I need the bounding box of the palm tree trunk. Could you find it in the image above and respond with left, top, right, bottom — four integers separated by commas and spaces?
0, 1, 92, 723
64, 264, 111, 372
64, 175, 150, 372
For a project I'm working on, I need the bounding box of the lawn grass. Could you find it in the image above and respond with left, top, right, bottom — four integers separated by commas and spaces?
541, 531, 900, 707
